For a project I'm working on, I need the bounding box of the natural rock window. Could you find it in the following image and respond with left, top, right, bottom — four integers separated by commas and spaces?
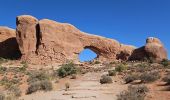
79, 49, 97, 62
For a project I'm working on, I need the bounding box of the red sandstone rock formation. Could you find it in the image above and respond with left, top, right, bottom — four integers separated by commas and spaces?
16, 15, 38, 60
145, 37, 167, 61
0, 15, 168, 64
0, 27, 21, 59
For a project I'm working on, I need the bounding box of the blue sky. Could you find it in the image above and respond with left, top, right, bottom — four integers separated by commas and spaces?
0, 0, 169, 61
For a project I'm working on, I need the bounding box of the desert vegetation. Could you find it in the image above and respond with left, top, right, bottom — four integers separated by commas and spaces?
0, 57, 169, 100
100, 75, 113, 84
26, 71, 52, 94
117, 85, 149, 100
57, 62, 78, 78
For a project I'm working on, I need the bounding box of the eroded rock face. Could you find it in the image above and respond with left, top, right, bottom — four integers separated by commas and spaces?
0, 15, 168, 64
16, 15, 38, 60
0, 27, 21, 59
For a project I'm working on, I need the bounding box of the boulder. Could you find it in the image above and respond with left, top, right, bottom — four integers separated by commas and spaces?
144, 37, 167, 61
129, 37, 168, 61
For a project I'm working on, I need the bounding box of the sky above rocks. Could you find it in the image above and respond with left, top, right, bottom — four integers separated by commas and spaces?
0, 0, 169, 61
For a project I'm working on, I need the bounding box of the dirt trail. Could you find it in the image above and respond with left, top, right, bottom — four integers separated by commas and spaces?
19, 72, 127, 100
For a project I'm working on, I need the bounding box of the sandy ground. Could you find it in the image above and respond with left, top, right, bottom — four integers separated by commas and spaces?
19, 72, 127, 100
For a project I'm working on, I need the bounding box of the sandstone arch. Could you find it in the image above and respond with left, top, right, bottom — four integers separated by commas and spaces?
0, 15, 167, 65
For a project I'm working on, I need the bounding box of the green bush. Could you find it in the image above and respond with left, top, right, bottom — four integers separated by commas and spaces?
108, 70, 116, 76
115, 64, 126, 72
117, 85, 149, 100
140, 71, 160, 83
94, 61, 100, 64
100, 75, 112, 84
161, 59, 169, 67
57, 62, 77, 78
27, 80, 52, 94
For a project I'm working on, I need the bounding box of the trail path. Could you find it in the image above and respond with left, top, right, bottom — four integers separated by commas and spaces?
20, 72, 127, 100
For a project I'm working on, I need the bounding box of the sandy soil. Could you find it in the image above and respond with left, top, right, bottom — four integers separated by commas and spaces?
19, 72, 128, 100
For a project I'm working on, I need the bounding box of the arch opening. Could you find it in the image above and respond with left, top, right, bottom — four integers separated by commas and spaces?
79, 48, 97, 62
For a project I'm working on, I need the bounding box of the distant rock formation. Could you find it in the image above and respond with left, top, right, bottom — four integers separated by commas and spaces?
0, 15, 168, 64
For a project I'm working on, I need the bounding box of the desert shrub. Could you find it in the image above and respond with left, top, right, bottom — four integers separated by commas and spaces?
27, 71, 50, 83
135, 63, 150, 72
100, 75, 112, 84
110, 61, 116, 64
115, 64, 126, 72
143, 57, 149, 62
162, 74, 170, 85
148, 57, 155, 63
161, 59, 169, 67
108, 70, 116, 76
40, 80, 53, 91
139, 71, 160, 83
27, 80, 52, 94
0, 57, 8, 64
0, 77, 9, 88
57, 62, 77, 78
94, 61, 100, 64
0, 76, 20, 89
104, 63, 113, 68
19, 61, 28, 72
0, 66, 7, 74
27, 81, 40, 94
117, 85, 149, 100
0, 92, 5, 100
9, 85, 21, 97
124, 74, 139, 84
27, 70, 52, 94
